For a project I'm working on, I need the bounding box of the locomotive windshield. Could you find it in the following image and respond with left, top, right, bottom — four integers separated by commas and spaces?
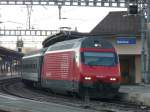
82, 52, 117, 66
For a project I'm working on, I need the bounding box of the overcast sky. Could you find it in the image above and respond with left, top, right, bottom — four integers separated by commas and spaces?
0, 6, 126, 49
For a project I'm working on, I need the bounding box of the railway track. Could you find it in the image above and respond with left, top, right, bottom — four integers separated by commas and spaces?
0, 78, 150, 112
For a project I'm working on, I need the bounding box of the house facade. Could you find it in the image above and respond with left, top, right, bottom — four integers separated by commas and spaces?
90, 11, 141, 84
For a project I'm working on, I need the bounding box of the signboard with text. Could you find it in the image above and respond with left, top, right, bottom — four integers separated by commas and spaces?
116, 37, 136, 45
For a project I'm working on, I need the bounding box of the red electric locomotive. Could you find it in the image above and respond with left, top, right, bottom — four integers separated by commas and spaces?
22, 32, 121, 98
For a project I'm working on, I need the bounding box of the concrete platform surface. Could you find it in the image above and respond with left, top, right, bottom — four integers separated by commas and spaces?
119, 84, 150, 106
0, 74, 20, 80
0, 93, 97, 112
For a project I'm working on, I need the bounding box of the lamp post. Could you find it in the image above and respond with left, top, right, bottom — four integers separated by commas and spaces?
141, 7, 146, 83
145, 0, 150, 83
58, 5, 62, 20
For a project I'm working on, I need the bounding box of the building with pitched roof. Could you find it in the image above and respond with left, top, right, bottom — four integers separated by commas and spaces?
90, 11, 141, 84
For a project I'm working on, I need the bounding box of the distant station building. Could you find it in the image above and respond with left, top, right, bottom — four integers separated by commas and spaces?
90, 11, 141, 84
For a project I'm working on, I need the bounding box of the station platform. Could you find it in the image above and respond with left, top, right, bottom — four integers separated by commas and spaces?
119, 84, 150, 107
0, 75, 95, 112
0, 93, 96, 112
0, 74, 20, 80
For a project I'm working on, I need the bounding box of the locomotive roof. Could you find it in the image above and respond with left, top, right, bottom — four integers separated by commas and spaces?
53, 37, 85, 45
47, 36, 113, 51
42, 31, 92, 48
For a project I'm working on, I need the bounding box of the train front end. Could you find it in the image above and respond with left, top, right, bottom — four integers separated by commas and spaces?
79, 37, 121, 98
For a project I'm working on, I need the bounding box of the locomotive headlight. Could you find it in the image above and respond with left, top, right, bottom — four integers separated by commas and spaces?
84, 76, 92, 80
110, 77, 117, 81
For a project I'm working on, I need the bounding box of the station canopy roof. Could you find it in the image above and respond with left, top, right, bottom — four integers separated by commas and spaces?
0, 46, 24, 60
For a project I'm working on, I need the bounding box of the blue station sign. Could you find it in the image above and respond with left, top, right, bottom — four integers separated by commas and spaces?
116, 37, 136, 44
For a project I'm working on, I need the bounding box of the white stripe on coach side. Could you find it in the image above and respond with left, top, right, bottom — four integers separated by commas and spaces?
23, 53, 43, 59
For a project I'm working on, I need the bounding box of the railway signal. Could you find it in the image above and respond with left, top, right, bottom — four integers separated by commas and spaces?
129, 5, 138, 14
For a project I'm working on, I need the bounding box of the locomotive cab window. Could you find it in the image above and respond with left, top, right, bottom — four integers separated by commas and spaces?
81, 52, 117, 66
